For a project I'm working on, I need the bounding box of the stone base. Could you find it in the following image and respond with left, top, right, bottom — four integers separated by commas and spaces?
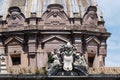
0, 74, 120, 80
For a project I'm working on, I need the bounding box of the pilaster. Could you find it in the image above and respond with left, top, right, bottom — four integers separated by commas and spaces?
0, 40, 7, 74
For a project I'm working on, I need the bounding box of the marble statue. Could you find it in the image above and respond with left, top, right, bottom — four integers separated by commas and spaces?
46, 42, 88, 76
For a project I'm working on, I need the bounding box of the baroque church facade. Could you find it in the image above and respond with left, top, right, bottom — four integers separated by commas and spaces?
0, 0, 110, 73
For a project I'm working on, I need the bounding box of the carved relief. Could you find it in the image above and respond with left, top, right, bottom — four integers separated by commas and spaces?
83, 6, 98, 27
6, 7, 25, 27
47, 13, 62, 25
46, 43, 88, 76
41, 4, 68, 29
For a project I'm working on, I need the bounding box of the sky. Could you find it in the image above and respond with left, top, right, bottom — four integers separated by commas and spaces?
97, 0, 120, 67
0, 0, 120, 67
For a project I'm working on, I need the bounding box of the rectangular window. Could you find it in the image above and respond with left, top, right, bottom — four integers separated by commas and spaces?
88, 56, 95, 67
11, 54, 21, 65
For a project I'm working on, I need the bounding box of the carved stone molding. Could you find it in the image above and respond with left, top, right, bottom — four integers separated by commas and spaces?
6, 7, 25, 27
83, 6, 98, 28
41, 4, 69, 29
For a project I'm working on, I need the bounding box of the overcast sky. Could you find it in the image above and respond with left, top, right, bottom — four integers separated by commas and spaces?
0, 0, 120, 67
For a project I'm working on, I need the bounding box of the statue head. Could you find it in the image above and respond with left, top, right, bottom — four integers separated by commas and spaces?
59, 42, 77, 56
66, 42, 72, 47
64, 47, 72, 56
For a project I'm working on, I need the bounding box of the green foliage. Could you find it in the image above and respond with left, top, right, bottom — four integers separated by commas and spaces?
48, 55, 54, 63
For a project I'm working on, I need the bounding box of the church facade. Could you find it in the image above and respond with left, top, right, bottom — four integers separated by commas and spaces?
0, 0, 110, 73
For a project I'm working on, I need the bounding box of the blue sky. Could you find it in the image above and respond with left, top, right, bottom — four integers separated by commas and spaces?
97, 0, 120, 67
0, 0, 120, 67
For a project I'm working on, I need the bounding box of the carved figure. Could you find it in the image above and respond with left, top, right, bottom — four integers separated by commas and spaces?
46, 42, 88, 76
63, 55, 73, 71
74, 53, 88, 68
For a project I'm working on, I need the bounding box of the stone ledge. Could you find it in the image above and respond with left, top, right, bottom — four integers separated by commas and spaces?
0, 74, 120, 80
89, 67, 120, 74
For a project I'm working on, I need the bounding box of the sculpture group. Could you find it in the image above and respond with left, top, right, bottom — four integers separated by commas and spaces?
46, 42, 88, 76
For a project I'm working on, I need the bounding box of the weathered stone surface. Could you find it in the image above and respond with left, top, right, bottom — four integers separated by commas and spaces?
0, 0, 111, 75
